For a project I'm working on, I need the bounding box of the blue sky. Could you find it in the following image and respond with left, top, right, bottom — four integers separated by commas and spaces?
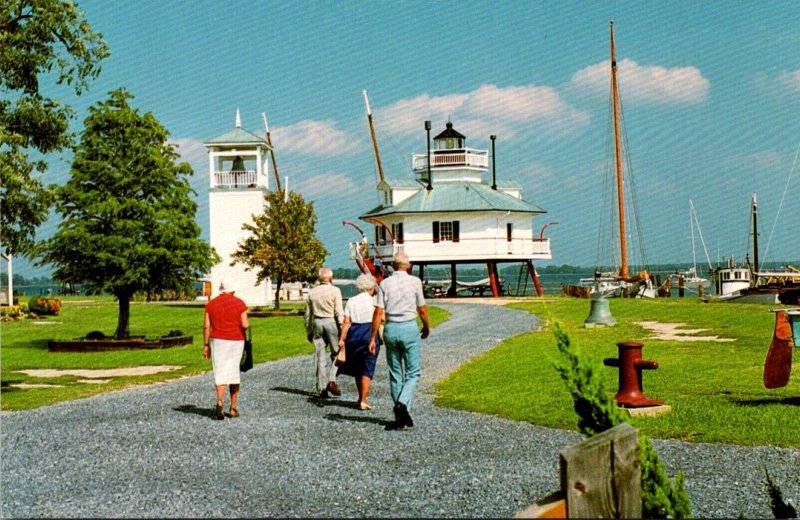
18, 0, 800, 276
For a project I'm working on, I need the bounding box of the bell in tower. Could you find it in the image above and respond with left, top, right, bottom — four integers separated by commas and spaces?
231, 156, 245, 171
230, 156, 245, 187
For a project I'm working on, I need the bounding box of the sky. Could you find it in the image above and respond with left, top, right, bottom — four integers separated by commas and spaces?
15, 0, 800, 277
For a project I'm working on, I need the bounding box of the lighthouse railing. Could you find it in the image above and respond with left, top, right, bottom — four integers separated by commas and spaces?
412, 148, 489, 171
214, 169, 258, 188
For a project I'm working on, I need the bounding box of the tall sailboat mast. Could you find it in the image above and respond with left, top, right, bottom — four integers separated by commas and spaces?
610, 21, 629, 278
751, 192, 759, 272
363, 90, 385, 183
261, 113, 282, 191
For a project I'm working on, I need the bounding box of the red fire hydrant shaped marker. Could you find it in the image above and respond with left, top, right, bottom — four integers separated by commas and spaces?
603, 341, 664, 408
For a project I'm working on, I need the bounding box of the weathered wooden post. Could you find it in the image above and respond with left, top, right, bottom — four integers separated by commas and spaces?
517, 423, 641, 518
560, 423, 641, 518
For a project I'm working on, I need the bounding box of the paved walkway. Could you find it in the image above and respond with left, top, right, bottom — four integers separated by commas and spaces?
1, 302, 798, 518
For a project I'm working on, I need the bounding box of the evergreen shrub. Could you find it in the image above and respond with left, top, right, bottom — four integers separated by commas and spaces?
552, 322, 692, 519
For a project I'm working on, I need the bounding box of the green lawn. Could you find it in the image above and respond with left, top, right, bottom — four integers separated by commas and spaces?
0, 296, 450, 411
434, 296, 800, 448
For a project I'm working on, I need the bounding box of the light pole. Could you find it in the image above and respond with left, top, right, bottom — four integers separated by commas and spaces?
425, 120, 432, 191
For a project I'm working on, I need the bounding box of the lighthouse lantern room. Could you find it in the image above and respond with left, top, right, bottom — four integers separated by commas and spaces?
203, 110, 272, 305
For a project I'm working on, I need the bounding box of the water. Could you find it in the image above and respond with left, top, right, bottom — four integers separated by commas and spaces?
336, 272, 590, 298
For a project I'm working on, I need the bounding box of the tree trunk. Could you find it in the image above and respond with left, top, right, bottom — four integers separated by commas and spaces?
273, 279, 282, 311
114, 293, 131, 338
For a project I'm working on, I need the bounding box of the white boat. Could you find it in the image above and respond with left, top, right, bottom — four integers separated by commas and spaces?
711, 193, 800, 304
671, 199, 712, 290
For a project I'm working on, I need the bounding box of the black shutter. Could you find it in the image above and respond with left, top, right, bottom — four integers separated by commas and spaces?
452, 221, 460, 243
432, 221, 440, 243
506, 223, 513, 242
397, 223, 404, 244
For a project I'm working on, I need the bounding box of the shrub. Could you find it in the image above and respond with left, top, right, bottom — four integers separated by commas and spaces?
552, 322, 692, 518
1, 305, 24, 319
28, 297, 62, 315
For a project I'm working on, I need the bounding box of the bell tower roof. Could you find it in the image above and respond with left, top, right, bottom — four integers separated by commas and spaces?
203, 127, 268, 147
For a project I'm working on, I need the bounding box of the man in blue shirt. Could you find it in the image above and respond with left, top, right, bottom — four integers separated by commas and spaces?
368, 251, 430, 430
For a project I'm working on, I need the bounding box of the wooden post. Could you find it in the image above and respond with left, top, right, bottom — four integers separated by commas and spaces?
487, 262, 502, 297
526, 260, 544, 296
560, 423, 641, 518
447, 263, 457, 297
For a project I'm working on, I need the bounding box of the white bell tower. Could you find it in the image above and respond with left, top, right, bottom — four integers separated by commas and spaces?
203, 109, 272, 305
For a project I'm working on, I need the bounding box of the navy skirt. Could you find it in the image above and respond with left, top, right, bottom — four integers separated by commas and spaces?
337, 322, 381, 379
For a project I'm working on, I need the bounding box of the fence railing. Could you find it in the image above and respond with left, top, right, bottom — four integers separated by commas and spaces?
370, 238, 551, 260
214, 170, 258, 187
412, 148, 489, 171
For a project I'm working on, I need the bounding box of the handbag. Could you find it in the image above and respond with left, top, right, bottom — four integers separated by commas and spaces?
334, 345, 346, 367
240, 328, 254, 372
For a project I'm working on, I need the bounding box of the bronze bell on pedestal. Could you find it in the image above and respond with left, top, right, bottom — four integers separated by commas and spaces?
584, 295, 616, 328
230, 156, 245, 187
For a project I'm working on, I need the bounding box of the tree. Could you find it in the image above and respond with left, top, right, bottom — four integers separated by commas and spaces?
231, 190, 327, 310
1, 0, 109, 256
38, 89, 217, 338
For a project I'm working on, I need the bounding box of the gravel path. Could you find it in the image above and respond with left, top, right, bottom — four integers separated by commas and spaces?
2, 302, 798, 518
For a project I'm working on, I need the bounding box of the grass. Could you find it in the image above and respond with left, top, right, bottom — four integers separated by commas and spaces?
1, 296, 450, 411
434, 296, 800, 448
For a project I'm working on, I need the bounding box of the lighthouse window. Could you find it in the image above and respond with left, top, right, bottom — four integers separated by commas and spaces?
432, 221, 460, 243
392, 223, 404, 244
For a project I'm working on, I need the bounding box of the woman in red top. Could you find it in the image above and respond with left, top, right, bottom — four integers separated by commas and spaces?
203, 276, 249, 420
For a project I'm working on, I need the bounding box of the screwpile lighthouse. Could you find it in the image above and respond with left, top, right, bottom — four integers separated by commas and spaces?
352, 121, 554, 297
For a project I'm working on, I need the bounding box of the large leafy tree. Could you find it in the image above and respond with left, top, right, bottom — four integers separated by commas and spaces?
0, 0, 109, 256
38, 89, 217, 338
232, 190, 327, 309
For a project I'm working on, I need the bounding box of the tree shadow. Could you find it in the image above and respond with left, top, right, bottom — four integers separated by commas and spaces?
733, 396, 800, 407
173, 404, 215, 418
0, 380, 22, 393
325, 412, 392, 427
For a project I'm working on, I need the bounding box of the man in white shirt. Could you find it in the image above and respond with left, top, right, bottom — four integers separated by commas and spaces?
368, 251, 430, 430
305, 267, 344, 398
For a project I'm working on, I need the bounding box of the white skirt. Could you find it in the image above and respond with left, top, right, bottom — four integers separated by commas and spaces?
211, 338, 245, 385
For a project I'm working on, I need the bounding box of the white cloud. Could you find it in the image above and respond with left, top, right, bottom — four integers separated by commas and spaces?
463, 84, 588, 125
777, 69, 800, 93
375, 93, 469, 136
272, 119, 361, 157
170, 137, 207, 165
375, 85, 589, 139
294, 172, 359, 199
571, 58, 709, 105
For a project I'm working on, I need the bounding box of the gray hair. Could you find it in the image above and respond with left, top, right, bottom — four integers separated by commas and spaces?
318, 267, 333, 281
393, 251, 410, 267
355, 273, 377, 292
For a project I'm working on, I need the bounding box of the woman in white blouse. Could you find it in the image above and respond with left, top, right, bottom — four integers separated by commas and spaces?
337, 273, 381, 410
